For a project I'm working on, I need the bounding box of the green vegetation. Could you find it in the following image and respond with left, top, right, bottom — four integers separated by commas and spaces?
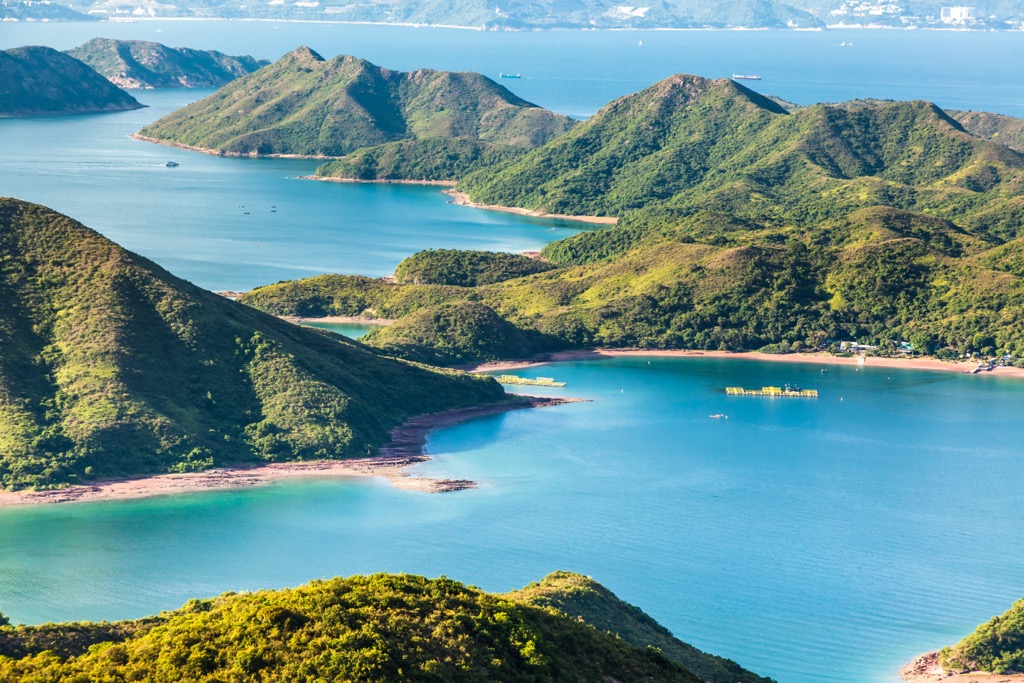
0, 46, 142, 117
139, 47, 576, 177
362, 301, 562, 365
506, 571, 774, 683
66, 38, 268, 90
395, 249, 556, 286
940, 599, 1024, 673
0, 199, 504, 491
314, 137, 527, 182
0, 573, 711, 682
950, 110, 1024, 153
242, 77, 1024, 361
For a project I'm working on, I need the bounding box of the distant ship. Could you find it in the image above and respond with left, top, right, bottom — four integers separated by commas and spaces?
165, 161, 179, 167
499, 72, 522, 79
732, 74, 762, 81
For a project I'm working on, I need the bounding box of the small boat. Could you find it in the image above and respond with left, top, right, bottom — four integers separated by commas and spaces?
165, 161, 179, 167
638, 39, 643, 46
499, 72, 522, 79
732, 74, 762, 81
709, 414, 728, 420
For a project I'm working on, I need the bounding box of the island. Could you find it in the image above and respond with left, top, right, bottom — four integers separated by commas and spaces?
135, 47, 577, 180
66, 38, 269, 90
0, 571, 774, 683
0, 46, 143, 117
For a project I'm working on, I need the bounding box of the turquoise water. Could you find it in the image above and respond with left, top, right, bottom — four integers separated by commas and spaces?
1, 23, 1023, 683
2, 358, 1023, 683
0, 89, 587, 291
300, 321, 381, 338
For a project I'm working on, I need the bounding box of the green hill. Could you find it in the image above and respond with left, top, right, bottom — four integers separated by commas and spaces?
938, 598, 1024, 673
950, 110, 1024, 153
0, 572, 780, 682
0, 198, 504, 491
138, 47, 576, 172
66, 38, 268, 90
0, 46, 143, 117
240, 78, 1024, 361
506, 571, 775, 683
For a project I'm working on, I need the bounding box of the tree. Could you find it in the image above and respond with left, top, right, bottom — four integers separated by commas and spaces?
0, 611, 11, 627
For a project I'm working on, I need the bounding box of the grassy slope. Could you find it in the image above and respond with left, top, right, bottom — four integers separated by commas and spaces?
240, 80, 1024, 360
0, 573, 703, 683
0, 46, 143, 116
939, 599, 1024, 673
950, 110, 1024, 153
66, 38, 267, 89
139, 47, 576, 160
506, 571, 775, 683
0, 199, 504, 490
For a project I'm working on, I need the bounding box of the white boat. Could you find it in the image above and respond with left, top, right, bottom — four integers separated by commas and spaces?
732, 74, 762, 81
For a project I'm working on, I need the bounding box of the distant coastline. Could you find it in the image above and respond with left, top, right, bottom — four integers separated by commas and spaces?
444, 190, 619, 225
462, 348, 1024, 378
0, 396, 580, 507
101, 17, 1024, 32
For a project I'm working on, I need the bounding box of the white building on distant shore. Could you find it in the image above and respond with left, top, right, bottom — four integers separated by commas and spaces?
940, 6, 975, 23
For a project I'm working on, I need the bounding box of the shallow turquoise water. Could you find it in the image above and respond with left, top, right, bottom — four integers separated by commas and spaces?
300, 321, 381, 339
2, 358, 1022, 683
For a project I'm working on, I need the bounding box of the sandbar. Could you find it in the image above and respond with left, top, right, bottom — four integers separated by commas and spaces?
461, 348, 1024, 378
901, 651, 1024, 683
444, 190, 619, 225
0, 396, 581, 508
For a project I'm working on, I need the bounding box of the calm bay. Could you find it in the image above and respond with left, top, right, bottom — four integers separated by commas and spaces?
1, 22, 1023, 683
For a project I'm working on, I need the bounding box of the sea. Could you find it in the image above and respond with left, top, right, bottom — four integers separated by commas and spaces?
1, 22, 1023, 683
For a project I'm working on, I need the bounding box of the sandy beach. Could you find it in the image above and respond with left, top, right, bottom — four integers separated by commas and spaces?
301, 175, 456, 186
444, 190, 619, 225
0, 396, 580, 508
901, 652, 1024, 683
461, 348, 1024, 378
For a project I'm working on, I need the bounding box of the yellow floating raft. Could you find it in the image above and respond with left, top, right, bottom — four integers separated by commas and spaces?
726, 385, 818, 398
495, 375, 567, 388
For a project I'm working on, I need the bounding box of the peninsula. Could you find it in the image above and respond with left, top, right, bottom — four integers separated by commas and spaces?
0, 198, 504, 493
238, 74, 1024, 366
0, 46, 143, 117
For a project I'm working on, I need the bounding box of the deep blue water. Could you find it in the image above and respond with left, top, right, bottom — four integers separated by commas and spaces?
0, 22, 1022, 683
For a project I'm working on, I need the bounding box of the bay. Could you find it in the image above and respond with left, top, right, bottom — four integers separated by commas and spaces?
1, 21, 1023, 683
2, 358, 1023, 683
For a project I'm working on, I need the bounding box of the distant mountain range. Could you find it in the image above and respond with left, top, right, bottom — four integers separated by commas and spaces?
39, 0, 1024, 28
0, 46, 143, 117
66, 38, 267, 89
0, 0, 96, 21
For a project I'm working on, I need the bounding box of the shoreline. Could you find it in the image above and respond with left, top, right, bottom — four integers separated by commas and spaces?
901, 651, 1024, 682
131, 133, 341, 160
0, 397, 580, 508
460, 348, 1024, 378
301, 175, 456, 186
444, 190, 619, 225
